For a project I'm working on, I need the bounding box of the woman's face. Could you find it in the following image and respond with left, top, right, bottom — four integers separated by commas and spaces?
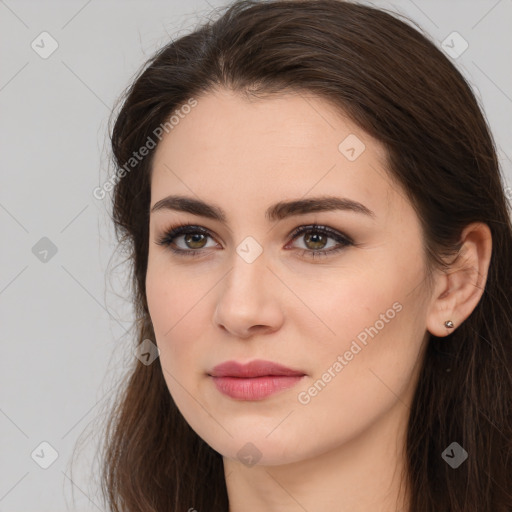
146, 88, 434, 466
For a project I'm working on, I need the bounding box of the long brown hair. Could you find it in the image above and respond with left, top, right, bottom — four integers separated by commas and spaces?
93, 1, 512, 510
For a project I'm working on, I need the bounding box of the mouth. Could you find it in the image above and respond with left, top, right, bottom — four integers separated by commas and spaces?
208, 359, 306, 400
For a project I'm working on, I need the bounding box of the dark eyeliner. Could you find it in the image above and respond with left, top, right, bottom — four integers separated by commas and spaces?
156, 223, 353, 259
286, 224, 353, 259
155, 223, 215, 257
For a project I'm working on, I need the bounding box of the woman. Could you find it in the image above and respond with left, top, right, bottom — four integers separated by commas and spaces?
99, 0, 512, 510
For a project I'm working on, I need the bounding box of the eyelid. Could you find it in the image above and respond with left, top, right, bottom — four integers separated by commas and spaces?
155, 222, 354, 258
286, 224, 354, 246
155, 223, 218, 248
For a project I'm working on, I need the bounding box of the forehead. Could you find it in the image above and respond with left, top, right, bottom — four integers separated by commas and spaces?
153, 88, 386, 165
150, 88, 406, 224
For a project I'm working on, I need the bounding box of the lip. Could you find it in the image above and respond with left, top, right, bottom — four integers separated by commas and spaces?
208, 359, 306, 400
210, 359, 305, 378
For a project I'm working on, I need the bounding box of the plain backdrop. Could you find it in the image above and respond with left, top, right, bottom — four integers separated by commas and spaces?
1, 0, 511, 510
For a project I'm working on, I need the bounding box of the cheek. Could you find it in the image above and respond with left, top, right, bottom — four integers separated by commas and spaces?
145, 262, 213, 379
145, 263, 228, 441
295, 261, 425, 399
294, 268, 402, 352
146, 255, 206, 335
291, 301, 418, 457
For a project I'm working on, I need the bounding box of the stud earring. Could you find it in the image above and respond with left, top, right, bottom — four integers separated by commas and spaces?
444, 320, 454, 329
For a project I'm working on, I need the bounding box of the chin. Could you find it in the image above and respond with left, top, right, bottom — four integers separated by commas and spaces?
201, 430, 314, 467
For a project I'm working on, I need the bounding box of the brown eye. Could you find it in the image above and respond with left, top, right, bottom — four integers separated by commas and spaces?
183, 233, 208, 249
156, 224, 218, 257
287, 224, 353, 260
302, 231, 329, 250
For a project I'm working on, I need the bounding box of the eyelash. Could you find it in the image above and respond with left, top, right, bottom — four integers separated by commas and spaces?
155, 223, 354, 260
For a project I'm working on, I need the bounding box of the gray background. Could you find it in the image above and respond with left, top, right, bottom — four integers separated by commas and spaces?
1, 1, 511, 510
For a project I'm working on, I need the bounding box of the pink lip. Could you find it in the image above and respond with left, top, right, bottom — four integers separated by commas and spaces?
209, 359, 306, 400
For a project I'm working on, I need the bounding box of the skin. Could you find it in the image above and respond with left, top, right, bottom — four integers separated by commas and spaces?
146, 88, 492, 512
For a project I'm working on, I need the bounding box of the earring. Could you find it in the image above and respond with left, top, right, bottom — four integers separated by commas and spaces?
444, 320, 454, 329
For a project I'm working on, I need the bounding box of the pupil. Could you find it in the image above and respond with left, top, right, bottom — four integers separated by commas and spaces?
186, 233, 206, 248
306, 232, 326, 249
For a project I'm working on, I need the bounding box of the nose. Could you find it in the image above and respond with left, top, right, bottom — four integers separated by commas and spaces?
212, 250, 285, 339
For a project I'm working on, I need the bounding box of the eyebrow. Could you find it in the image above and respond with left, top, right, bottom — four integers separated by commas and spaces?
150, 194, 375, 222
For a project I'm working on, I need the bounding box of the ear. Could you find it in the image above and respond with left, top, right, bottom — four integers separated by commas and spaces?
426, 222, 492, 337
